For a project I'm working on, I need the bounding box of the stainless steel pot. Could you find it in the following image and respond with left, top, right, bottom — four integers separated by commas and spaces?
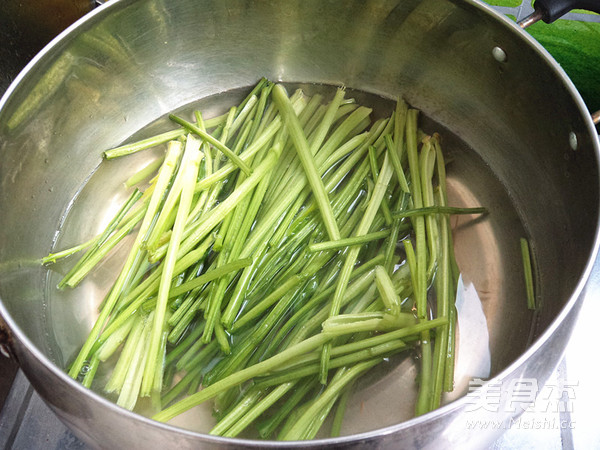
0, 0, 599, 448
0, 0, 96, 93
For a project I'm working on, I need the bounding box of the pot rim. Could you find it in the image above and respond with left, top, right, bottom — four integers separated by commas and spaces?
1, 0, 599, 446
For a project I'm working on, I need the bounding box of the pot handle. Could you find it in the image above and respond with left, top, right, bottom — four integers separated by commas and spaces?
519, 0, 600, 126
520, 0, 600, 25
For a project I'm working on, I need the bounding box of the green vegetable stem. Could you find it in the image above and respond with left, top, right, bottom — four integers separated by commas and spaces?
44, 79, 487, 440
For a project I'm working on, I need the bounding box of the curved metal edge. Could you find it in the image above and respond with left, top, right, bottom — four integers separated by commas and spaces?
398, 0, 600, 426
0, 0, 599, 447
0, 0, 115, 112
518, 5, 600, 126
279, 0, 600, 442
0, 313, 17, 360
0, 1, 403, 444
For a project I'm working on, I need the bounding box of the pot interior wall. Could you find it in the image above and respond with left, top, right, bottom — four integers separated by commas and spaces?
0, 0, 597, 439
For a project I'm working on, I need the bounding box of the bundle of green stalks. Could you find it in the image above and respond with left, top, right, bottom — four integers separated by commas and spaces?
44, 78, 485, 440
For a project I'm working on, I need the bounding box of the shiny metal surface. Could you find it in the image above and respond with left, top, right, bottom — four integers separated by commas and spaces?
0, 0, 94, 93
0, 0, 599, 448
518, 8, 545, 27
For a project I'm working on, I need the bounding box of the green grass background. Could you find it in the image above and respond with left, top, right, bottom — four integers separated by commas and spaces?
484, 0, 600, 112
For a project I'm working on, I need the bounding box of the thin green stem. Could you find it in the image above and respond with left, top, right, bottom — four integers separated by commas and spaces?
194, 118, 281, 194
125, 157, 164, 187
272, 84, 340, 241
320, 152, 394, 383
68, 139, 183, 378
81, 355, 99, 389
281, 359, 380, 440
308, 229, 390, 253
153, 333, 333, 422
257, 378, 317, 439
385, 134, 410, 193
168, 258, 252, 298
392, 205, 487, 219
169, 114, 252, 176
105, 314, 145, 393
374, 265, 402, 315
175, 144, 282, 261
42, 234, 100, 265
209, 388, 264, 436
330, 380, 352, 437
96, 313, 136, 361
116, 312, 152, 410
59, 189, 143, 288
367, 145, 393, 225
103, 129, 185, 159
231, 274, 305, 332
520, 237, 536, 310
141, 138, 202, 395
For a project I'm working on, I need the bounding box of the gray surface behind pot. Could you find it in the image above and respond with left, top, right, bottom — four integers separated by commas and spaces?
0, 0, 598, 448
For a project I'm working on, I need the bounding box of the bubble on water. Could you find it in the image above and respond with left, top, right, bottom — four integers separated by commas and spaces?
77, 360, 91, 381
